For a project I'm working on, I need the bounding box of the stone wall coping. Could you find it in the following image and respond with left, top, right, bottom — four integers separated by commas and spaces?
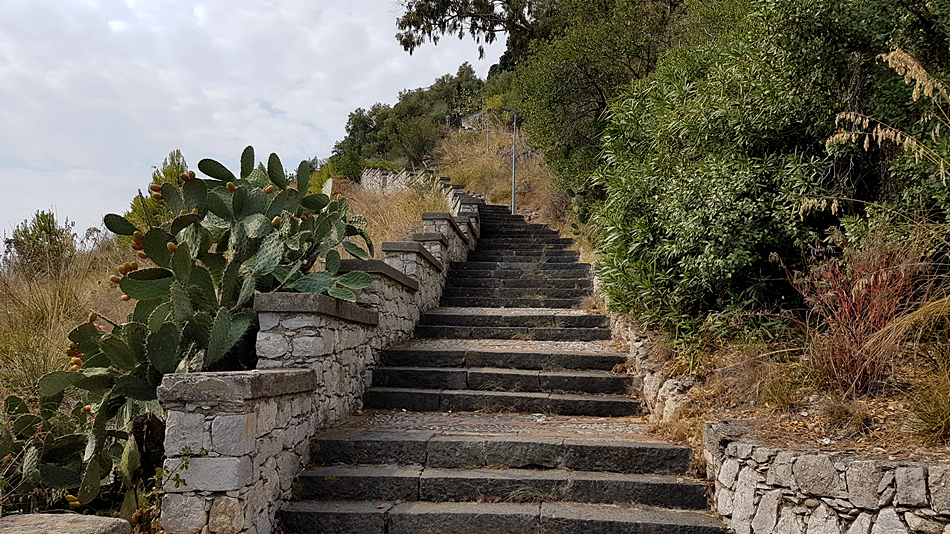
454, 216, 477, 236
412, 232, 448, 248
338, 258, 419, 292
421, 211, 470, 246
0, 515, 131, 534
381, 241, 445, 271
253, 292, 380, 325
158, 369, 318, 404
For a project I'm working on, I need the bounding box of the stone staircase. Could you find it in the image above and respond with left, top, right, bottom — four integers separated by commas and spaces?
277, 204, 724, 533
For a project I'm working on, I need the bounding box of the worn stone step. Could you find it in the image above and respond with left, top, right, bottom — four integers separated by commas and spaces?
477, 236, 569, 244
278, 501, 725, 534
373, 367, 635, 395
413, 325, 609, 341
448, 268, 591, 280
470, 249, 579, 258
465, 254, 581, 264
441, 287, 591, 300
450, 261, 592, 271
311, 431, 692, 475
445, 277, 592, 289
418, 309, 606, 328
379, 340, 626, 371
440, 297, 585, 308
362, 388, 641, 417
294, 465, 708, 509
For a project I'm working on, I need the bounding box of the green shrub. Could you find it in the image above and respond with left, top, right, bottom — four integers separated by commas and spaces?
3, 211, 76, 275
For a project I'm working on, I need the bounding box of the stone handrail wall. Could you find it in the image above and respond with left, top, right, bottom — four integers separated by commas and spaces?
159, 179, 481, 534
704, 420, 950, 534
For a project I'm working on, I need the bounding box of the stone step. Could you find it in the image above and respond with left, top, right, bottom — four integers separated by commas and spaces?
310, 430, 692, 475
448, 268, 592, 280
413, 325, 609, 341
469, 249, 579, 258
475, 244, 573, 253
450, 261, 592, 271
278, 501, 725, 534
478, 232, 565, 240
373, 367, 634, 395
293, 465, 708, 509
418, 309, 607, 328
441, 287, 591, 301
362, 388, 641, 417
445, 277, 592, 289
440, 297, 585, 308
379, 339, 626, 371
465, 254, 581, 264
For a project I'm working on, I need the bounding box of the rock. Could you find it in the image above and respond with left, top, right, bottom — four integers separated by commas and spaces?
930, 466, 950, 513
776, 508, 807, 534
163, 494, 209, 534
0, 515, 131, 534
879, 487, 897, 508
751, 490, 782, 534
734, 466, 767, 531
904, 511, 943, 534
879, 471, 895, 493
848, 461, 883, 510
717, 485, 736, 517
796, 455, 848, 497
847, 513, 873, 534
896, 467, 928, 507
769, 451, 800, 490
719, 458, 742, 489
806, 503, 842, 534
208, 496, 245, 534
872, 508, 909, 534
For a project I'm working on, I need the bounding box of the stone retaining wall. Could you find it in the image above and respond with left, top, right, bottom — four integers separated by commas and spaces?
159, 180, 480, 534
704, 420, 950, 534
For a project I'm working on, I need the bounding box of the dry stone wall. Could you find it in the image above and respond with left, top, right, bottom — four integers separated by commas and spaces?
159, 179, 479, 534
705, 420, 950, 534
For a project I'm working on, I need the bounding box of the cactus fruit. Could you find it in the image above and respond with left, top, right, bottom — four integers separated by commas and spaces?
137, 251, 148, 259
110, 275, 121, 284
166, 242, 178, 253
179, 172, 189, 181
152, 193, 163, 201
132, 244, 143, 251
121, 295, 131, 301
188, 170, 196, 180
263, 185, 274, 194
69, 364, 81, 372
271, 216, 281, 227
88, 312, 98, 322
227, 182, 237, 191
191, 208, 199, 214
149, 184, 162, 192
130, 261, 139, 270
133, 231, 143, 242
118, 265, 128, 276
180, 209, 187, 215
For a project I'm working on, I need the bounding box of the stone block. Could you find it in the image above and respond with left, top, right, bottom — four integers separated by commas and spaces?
776, 507, 806, 534
164, 456, 253, 492
794, 455, 847, 497
211, 413, 257, 456
895, 467, 928, 507
931, 465, 950, 513
165, 411, 209, 455
162, 494, 208, 534
871, 508, 908, 534
734, 466, 766, 525
904, 512, 943, 534
848, 461, 883, 510
768, 451, 799, 490
752, 489, 783, 534
208, 496, 244, 534
846, 513, 872, 534
256, 332, 289, 359
806, 503, 841, 534
719, 458, 741, 489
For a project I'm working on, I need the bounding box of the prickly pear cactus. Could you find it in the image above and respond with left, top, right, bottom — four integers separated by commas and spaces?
36, 146, 374, 505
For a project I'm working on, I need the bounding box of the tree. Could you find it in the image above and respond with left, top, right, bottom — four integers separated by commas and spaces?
395, 0, 557, 61
125, 149, 189, 229
515, 0, 687, 187
4, 210, 76, 274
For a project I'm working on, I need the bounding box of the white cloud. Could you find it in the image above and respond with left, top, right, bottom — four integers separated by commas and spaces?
0, 0, 503, 232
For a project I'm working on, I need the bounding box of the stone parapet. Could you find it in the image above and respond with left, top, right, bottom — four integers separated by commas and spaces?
704, 419, 950, 534
159, 182, 481, 534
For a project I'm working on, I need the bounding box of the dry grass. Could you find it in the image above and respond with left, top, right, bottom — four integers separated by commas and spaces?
341, 179, 450, 248
0, 229, 132, 398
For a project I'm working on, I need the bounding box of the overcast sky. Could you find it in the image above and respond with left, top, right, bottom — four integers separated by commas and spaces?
0, 0, 503, 235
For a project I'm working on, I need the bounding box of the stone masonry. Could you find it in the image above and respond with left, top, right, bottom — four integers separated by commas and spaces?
158, 179, 480, 534
705, 420, 950, 534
